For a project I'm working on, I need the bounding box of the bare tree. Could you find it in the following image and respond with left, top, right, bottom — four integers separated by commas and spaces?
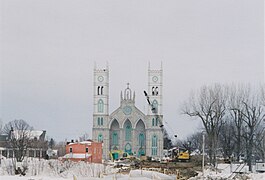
183, 84, 227, 166
253, 125, 265, 161
228, 84, 249, 161
240, 94, 265, 172
48, 138, 56, 149
218, 120, 235, 159
79, 133, 90, 142
0, 119, 4, 134
163, 129, 173, 150
54, 141, 66, 157
3, 119, 33, 162
176, 131, 203, 154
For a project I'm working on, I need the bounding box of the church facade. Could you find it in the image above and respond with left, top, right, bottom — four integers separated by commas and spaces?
92, 64, 164, 160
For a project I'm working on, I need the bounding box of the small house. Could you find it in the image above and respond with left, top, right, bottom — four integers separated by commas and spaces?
63, 140, 102, 163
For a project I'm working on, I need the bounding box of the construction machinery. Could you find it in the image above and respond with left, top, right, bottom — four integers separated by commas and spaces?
109, 150, 135, 161
169, 147, 190, 162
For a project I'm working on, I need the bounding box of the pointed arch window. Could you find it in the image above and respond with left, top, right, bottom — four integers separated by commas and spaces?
101, 117, 103, 125
155, 87, 158, 95
125, 124, 132, 141
151, 135, 157, 156
152, 118, 158, 126
112, 131, 118, 145
101, 86, 104, 95
98, 117, 103, 126
98, 134, 103, 142
97, 117, 101, 126
97, 86, 104, 95
152, 87, 159, 96
139, 133, 145, 147
98, 99, 104, 113
152, 100, 158, 113
97, 86, 100, 95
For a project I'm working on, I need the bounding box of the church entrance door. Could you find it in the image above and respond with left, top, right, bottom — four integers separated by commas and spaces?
138, 148, 145, 157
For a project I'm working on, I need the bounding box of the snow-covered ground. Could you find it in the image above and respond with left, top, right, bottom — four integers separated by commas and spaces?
0, 158, 176, 179
190, 163, 265, 180
1, 158, 265, 180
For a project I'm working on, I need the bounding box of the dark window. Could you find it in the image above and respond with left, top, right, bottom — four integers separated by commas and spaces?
98, 117, 100, 126
101, 86, 104, 95
155, 87, 158, 95
70, 147, 72, 153
97, 86, 100, 95
86, 147, 88, 153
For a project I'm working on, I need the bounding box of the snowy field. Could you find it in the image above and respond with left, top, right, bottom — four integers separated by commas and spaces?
0, 158, 176, 180
1, 158, 265, 179
190, 163, 265, 180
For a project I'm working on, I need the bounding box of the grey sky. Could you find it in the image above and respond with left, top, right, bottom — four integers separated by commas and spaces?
1, 0, 264, 141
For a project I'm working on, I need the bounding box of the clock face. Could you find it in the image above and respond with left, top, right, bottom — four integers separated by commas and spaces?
152, 76, 158, 82
123, 106, 132, 115
98, 76, 104, 82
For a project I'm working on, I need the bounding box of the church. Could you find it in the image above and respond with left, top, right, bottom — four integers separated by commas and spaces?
92, 64, 164, 160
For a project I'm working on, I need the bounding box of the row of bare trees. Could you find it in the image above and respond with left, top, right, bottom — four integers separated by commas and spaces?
183, 84, 265, 171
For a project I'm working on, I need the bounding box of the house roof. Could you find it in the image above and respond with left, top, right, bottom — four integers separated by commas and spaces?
68, 140, 93, 146
63, 153, 91, 159
12, 130, 45, 140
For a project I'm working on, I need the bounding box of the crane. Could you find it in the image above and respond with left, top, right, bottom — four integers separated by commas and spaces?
143, 90, 164, 128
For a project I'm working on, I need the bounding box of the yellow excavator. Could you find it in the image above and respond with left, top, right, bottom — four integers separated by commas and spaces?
109, 150, 134, 161
170, 147, 190, 162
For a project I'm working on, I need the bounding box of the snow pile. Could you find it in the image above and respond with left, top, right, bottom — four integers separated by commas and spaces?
129, 169, 175, 179
2, 159, 265, 180
0, 158, 14, 175
190, 163, 265, 180
0, 158, 110, 178
0, 158, 177, 179
94, 169, 175, 180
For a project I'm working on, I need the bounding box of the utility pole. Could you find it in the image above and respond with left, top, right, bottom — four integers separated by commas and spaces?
263, 120, 265, 163
263, 132, 265, 163
202, 131, 205, 180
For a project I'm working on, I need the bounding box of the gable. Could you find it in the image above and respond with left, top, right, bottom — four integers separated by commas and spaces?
109, 105, 146, 128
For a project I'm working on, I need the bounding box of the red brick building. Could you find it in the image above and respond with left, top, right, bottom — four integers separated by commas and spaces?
63, 140, 102, 163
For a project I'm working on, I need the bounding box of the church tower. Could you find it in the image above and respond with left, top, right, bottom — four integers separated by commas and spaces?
147, 63, 163, 116
146, 63, 163, 158
92, 64, 109, 159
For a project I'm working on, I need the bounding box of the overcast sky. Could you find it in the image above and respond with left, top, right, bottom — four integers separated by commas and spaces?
1, 0, 264, 141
